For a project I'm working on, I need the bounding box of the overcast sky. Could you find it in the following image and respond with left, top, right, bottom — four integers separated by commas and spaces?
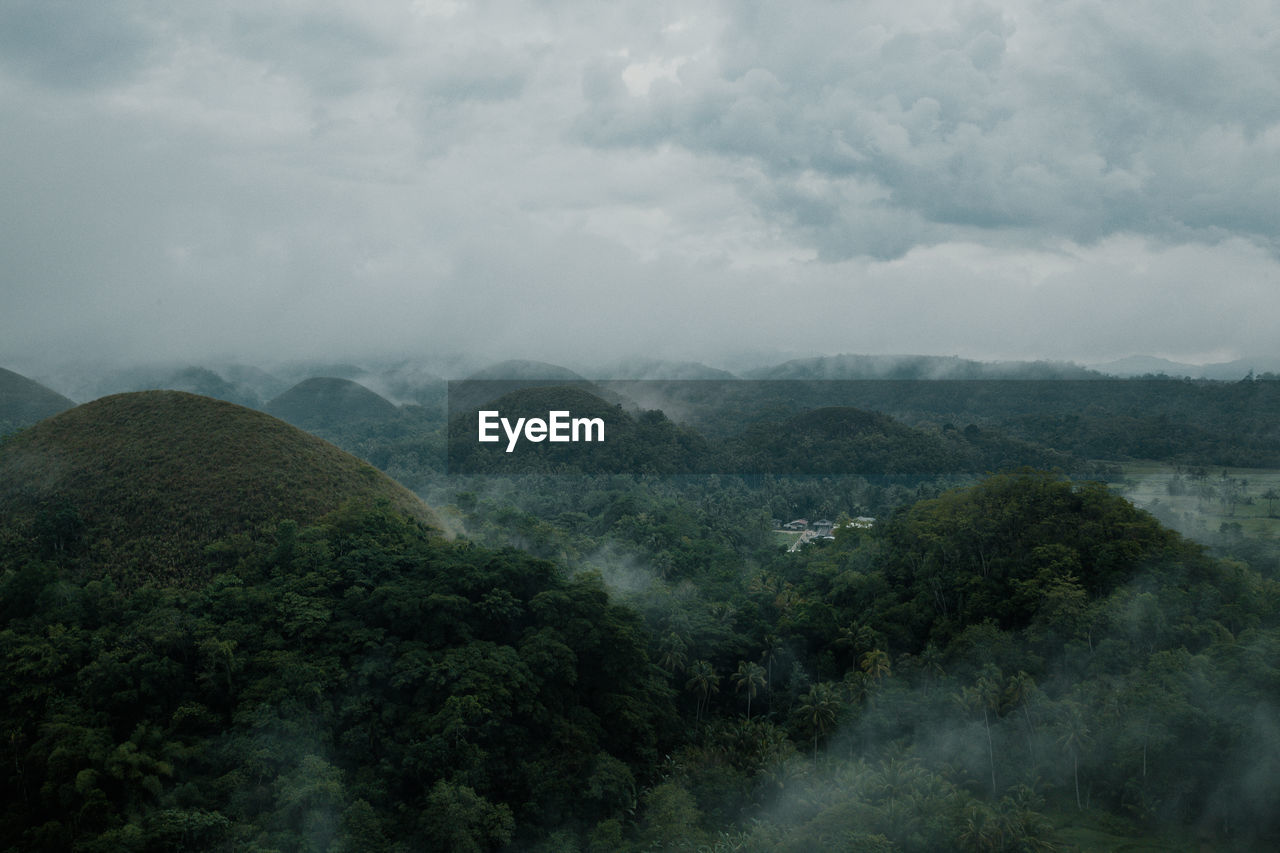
3, 0, 1278, 373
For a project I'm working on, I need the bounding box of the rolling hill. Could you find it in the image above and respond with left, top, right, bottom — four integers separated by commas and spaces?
589, 358, 738, 380
0, 390, 434, 584
0, 367, 75, 434
464, 359, 587, 382
264, 376, 399, 430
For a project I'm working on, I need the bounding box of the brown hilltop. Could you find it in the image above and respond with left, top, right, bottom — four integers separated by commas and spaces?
0, 391, 435, 585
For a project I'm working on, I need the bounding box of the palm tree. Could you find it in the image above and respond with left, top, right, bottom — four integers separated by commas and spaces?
842, 669, 870, 706
956, 665, 1004, 795
732, 661, 767, 720
797, 682, 841, 757
1057, 699, 1092, 810
859, 648, 892, 682
658, 632, 688, 675
917, 643, 945, 698
685, 660, 720, 723
1004, 670, 1039, 763
871, 758, 928, 841
759, 633, 783, 692
958, 802, 1000, 852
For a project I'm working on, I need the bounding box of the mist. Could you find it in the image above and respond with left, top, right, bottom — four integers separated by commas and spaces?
5, 2, 1280, 850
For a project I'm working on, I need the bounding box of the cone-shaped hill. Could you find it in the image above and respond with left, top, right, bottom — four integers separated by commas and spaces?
162, 366, 262, 408
0, 367, 75, 434
590, 358, 738, 380
265, 376, 399, 430
0, 391, 434, 584
464, 359, 587, 382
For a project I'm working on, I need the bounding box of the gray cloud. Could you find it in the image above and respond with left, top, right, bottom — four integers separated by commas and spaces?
575, 1, 1280, 259
0, 0, 154, 89
1, 0, 1278, 374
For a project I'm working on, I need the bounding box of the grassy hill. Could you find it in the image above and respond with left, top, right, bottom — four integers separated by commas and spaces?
0, 391, 433, 585
265, 376, 399, 430
0, 367, 75, 435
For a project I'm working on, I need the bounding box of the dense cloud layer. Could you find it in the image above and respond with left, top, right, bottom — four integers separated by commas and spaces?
2, 0, 1277, 370
578, 1, 1280, 259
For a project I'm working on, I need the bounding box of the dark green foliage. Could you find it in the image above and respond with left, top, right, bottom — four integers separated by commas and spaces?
730, 407, 1074, 475
732, 407, 969, 475
875, 470, 1203, 647
0, 367, 75, 437
0, 505, 676, 850
6, 372, 1280, 850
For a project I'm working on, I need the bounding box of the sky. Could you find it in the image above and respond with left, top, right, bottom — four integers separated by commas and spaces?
2, 0, 1279, 373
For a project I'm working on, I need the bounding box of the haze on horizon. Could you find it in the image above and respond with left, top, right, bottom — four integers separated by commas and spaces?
2, 1, 1278, 374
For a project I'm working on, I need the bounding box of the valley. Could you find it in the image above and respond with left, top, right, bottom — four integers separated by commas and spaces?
1, 360, 1279, 851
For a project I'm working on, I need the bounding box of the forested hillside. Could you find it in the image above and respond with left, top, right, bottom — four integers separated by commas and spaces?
444, 471, 1280, 850
2, 385, 1278, 851
0, 368, 74, 436
0, 504, 674, 850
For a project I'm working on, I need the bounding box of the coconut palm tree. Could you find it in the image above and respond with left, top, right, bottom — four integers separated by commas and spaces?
797, 682, 841, 757
1004, 670, 1039, 762
860, 648, 892, 682
956, 665, 1004, 795
658, 632, 688, 675
759, 633, 783, 692
1057, 699, 1092, 810
732, 661, 767, 720
684, 659, 720, 723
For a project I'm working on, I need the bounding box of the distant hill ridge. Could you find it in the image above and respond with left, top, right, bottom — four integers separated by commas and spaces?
464, 359, 588, 382
0, 367, 75, 433
587, 358, 738, 380
0, 391, 434, 585
265, 376, 399, 430
1089, 354, 1280, 380
744, 353, 1100, 380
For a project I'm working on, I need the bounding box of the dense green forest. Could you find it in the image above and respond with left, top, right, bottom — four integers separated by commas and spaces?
1, 503, 675, 850
440, 471, 1280, 851
2, 380, 1280, 850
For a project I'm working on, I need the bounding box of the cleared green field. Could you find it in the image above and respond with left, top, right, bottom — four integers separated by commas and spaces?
1107, 461, 1280, 540
774, 529, 803, 546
